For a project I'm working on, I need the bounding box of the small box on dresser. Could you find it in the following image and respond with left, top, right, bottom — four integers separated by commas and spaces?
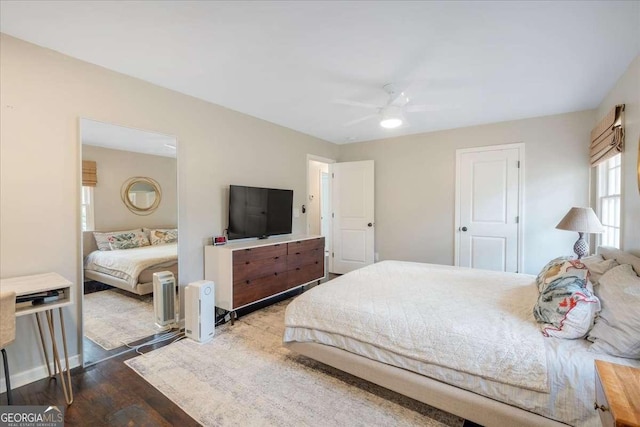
594, 360, 640, 427
204, 235, 325, 312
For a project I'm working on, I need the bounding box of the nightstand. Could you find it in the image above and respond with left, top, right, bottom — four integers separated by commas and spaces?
594, 360, 640, 427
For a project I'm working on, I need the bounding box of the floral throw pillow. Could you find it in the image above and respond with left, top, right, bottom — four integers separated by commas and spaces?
107, 230, 150, 250
533, 270, 600, 339
149, 228, 178, 245
94, 228, 144, 251
536, 257, 587, 293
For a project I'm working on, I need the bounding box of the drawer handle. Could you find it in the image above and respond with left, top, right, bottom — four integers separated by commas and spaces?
274, 272, 278, 276
245, 248, 251, 251
274, 256, 279, 260
245, 261, 250, 265
246, 280, 251, 284
315, 261, 319, 264
296, 252, 301, 255
296, 267, 301, 271
594, 402, 609, 412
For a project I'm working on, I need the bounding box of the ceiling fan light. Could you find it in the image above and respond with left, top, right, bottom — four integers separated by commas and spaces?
380, 117, 403, 129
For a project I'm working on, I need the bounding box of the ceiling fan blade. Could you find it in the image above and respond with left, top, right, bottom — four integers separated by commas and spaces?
343, 114, 379, 127
333, 99, 381, 110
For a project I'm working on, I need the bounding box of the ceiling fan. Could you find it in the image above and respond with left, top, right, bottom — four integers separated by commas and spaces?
334, 84, 440, 129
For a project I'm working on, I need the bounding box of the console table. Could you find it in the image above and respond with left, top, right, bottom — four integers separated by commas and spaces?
0, 272, 74, 405
204, 235, 325, 314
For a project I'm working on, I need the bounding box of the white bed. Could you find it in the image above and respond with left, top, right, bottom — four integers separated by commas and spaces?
83, 230, 178, 295
284, 260, 640, 427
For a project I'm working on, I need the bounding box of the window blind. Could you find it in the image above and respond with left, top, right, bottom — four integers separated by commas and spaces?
590, 104, 625, 167
82, 160, 97, 187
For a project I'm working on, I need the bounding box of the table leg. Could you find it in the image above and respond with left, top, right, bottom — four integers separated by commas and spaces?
45, 309, 73, 405
35, 312, 53, 377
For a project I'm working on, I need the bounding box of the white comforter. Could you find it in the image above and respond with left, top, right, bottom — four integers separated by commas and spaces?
284, 260, 549, 392
84, 243, 177, 288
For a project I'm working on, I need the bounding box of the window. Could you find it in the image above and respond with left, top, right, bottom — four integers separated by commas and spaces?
81, 186, 95, 231
597, 153, 621, 248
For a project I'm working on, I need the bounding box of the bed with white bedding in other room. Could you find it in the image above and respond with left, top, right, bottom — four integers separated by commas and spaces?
284, 252, 640, 427
83, 229, 178, 295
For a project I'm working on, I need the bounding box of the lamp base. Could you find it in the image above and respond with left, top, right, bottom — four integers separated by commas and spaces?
573, 232, 589, 259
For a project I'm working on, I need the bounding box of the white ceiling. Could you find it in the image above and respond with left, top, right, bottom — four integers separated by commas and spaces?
2, 1, 639, 144
81, 118, 177, 158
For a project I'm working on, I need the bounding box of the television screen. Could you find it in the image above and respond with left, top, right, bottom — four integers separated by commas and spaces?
228, 185, 293, 240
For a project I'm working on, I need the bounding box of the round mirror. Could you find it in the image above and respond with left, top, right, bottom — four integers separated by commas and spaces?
121, 177, 162, 215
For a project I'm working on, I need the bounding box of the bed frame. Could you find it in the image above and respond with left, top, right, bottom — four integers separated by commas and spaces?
285, 341, 566, 427
82, 227, 176, 295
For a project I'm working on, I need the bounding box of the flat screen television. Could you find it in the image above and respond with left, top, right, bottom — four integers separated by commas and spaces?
228, 185, 293, 240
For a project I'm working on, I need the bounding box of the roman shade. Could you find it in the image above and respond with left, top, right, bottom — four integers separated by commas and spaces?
590, 104, 625, 167
82, 160, 97, 187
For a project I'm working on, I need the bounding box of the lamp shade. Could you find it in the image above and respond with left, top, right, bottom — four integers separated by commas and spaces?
555, 207, 605, 233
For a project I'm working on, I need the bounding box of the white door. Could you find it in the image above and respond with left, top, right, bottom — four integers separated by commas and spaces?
331, 160, 375, 274
456, 145, 522, 272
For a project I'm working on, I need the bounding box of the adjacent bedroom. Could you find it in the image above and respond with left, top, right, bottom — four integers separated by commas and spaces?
0, 2, 639, 427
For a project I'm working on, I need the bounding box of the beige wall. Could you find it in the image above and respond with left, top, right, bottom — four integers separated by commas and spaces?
0, 34, 338, 384
82, 145, 177, 230
339, 110, 595, 275
594, 55, 640, 255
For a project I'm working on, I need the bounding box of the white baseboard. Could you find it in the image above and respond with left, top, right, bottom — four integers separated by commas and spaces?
0, 354, 81, 394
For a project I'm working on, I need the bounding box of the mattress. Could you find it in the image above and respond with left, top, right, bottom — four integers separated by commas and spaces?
283, 260, 640, 426
85, 243, 178, 289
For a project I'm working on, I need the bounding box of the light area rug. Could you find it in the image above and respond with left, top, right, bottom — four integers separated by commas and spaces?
125, 300, 464, 427
84, 289, 163, 350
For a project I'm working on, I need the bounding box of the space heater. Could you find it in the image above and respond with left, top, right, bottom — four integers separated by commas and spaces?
152, 271, 176, 327
185, 280, 215, 343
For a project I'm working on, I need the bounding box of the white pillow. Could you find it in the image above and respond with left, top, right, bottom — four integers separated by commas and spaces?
581, 255, 619, 286
588, 264, 640, 359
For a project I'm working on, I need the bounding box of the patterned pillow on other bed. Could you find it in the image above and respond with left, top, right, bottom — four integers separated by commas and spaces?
94, 228, 144, 251
533, 270, 600, 339
107, 230, 150, 250
149, 228, 178, 245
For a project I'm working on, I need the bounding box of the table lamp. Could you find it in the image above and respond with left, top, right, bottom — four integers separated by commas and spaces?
555, 207, 604, 259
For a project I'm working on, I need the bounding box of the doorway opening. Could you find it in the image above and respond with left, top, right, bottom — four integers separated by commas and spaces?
307, 155, 335, 269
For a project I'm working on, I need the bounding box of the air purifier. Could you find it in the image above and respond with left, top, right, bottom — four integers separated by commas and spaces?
185, 280, 215, 343
152, 271, 176, 327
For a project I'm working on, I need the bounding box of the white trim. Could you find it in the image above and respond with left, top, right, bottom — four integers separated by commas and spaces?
454, 143, 525, 273
306, 154, 336, 272
0, 354, 81, 393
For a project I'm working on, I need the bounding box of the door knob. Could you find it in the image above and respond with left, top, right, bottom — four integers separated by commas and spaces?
459, 226, 468, 232
367, 222, 374, 227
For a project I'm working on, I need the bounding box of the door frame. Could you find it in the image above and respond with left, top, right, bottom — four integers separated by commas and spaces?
306, 154, 336, 271
454, 142, 525, 273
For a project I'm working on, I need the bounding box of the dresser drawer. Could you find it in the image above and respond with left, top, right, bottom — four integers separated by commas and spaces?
287, 246, 323, 269
287, 261, 324, 287
233, 256, 287, 284
287, 238, 324, 254
233, 272, 288, 308
233, 243, 286, 264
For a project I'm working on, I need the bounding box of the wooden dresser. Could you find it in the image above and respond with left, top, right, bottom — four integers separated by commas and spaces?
204, 235, 325, 311
594, 360, 640, 427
